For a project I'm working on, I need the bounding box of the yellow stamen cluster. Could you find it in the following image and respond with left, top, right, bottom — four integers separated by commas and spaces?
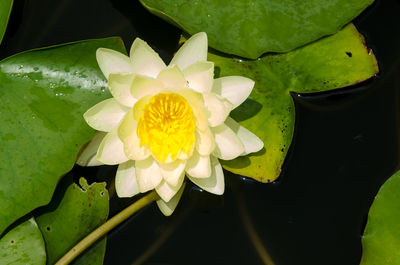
137, 93, 196, 162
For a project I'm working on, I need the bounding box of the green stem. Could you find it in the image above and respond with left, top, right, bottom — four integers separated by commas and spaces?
55, 191, 159, 265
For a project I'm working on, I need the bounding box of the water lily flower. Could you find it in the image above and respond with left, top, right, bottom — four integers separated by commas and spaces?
77, 32, 263, 216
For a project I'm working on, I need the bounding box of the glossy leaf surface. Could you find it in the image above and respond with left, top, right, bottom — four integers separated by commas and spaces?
361, 171, 400, 264
35, 177, 109, 265
0, 37, 125, 235
211, 24, 378, 182
0, 217, 46, 265
140, 0, 373, 58
0, 0, 12, 44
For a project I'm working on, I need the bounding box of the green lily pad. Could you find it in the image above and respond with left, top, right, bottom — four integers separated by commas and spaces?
35, 177, 109, 265
140, 0, 373, 59
360, 170, 400, 264
0, 37, 125, 235
0, 0, 13, 44
210, 24, 378, 182
0, 217, 46, 265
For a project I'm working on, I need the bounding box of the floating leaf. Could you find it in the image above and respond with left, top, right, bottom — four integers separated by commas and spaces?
210, 24, 378, 182
35, 176, 109, 265
140, 0, 373, 58
0, 217, 46, 265
0, 37, 125, 235
360, 171, 400, 264
0, 0, 12, 44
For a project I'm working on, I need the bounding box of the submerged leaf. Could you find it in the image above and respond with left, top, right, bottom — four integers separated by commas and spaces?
0, 0, 12, 44
35, 176, 109, 265
210, 24, 378, 182
0, 217, 46, 265
0, 37, 125, 235
140, 0, 374, 58
360, 171, 400, 264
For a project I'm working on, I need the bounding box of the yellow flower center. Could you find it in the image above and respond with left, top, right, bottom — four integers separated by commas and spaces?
137, 93, 196, 162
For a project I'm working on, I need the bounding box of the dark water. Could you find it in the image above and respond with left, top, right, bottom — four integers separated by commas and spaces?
1, 0, 400, 264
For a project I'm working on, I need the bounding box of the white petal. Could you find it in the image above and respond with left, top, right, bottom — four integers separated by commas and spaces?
212, 76, 254, 109
133, 95, 152, 121
135, 156, 163, 192
108, 73, 136, 107
118, 109, 151, 161
159, 160, 186, 186
192, 104, 209, 131
203, 93, 233, 127
183, 61, 214, 93
96, 48, 133, 79
178, 89, 208, 131
188, 156, 224, 195
130, 38, 166, 78
84, 98, 129, 132
115, 160, 140, 198
96, 128, 129, 165
156, 174, 184, 202
156, 182, 186, 216
195, 127, 215, 156
130, 75, 164, 100
170, 32, 207, 70
225, 117, 264, 155
76, 131, 106, 166
212, 123, 245, 160
186, 152, 211, 179
156, 65, 188, 89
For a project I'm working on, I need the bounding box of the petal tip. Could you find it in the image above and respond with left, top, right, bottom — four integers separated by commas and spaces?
192, 32, 207, 43
129, 37, 166, 78
170, 32, 208, 70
